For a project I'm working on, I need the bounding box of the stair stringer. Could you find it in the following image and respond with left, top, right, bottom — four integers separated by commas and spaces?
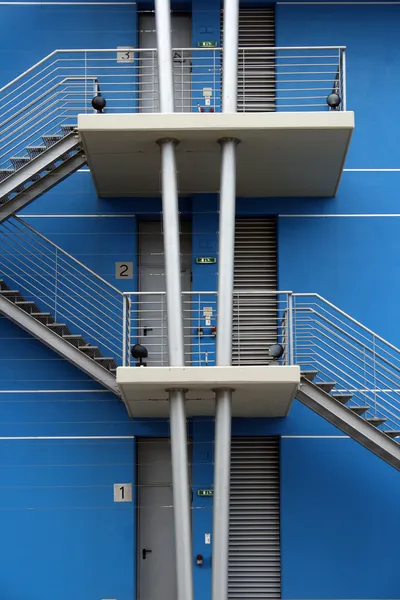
0, 152, 86, 223
296, 379, 400, 471
0, 293, 122, 397
0, 133, 86, 223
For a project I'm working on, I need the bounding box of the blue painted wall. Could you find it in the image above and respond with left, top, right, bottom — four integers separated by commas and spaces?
1, 2, 400, 600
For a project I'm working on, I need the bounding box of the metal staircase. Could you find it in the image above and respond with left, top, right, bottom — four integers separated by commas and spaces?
292, 293, 400, 470
296, 371, 400, 469
0, 127, 86, 222
0, 217, 125, 395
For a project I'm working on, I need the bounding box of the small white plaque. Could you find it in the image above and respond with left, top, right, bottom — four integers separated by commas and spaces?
114, 483, 132, 502
117, 47, 135, 63
205, 533, 211, 544
115, 262, 133, 279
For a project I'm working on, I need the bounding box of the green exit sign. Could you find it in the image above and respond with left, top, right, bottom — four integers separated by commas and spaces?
198, 489, 213, 497
197, 41, 218, 48
196, 257, 216, 264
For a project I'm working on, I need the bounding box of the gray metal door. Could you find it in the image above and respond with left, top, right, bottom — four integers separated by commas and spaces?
233, 218, 277, 365
137, 439, 176, 600
138, 221, 192, 365
138, 13, 192, 112
137, 438, 192, 600
229, 437, 281, 599
221, 6, 276, 111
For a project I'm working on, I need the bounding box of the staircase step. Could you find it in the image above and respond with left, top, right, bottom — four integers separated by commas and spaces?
331, 393, 353, 404
0, 289, 23, 302
384, 430, 400, 439
62, 334, 86, 347
42, 135, 62, 148
31, 312, 55, 325
315, 381, 336, 393
94, 357, 117, 370
15, 300, 39, 314
366, 417, 387, 427
61, 125, 76, 136
47, 323, 70, 336
0, 169, 14, 182
10, 156, 31, 170
26, 146, 46, 159
78, 345, 102, 359
348, 405, 369, 416
301, 370, 318, 382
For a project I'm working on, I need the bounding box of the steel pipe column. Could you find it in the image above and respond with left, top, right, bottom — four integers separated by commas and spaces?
212, 0, 240, 598
155, 1, 194, 599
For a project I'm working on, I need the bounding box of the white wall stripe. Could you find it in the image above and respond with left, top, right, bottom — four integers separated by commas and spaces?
281, 435, 349, 439
18, 214, 137, 218
277, 2, 400, 4
279, 214, 400, 218
0, 2, 135, 5
0, 389, 110, 393
0, 436, 135, 440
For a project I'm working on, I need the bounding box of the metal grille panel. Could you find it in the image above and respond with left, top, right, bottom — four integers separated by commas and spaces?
233, 218, 277, 365
222, 7, 276, 112
229, 437, 281, 599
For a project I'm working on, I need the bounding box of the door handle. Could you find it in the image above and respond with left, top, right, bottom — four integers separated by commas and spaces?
143, 327, 153, 337
142, 548, 152, 559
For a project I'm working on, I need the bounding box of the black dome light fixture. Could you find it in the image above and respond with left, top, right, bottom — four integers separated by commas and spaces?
131, 343, 148, 367
269, 343, 285, 361
92, 94, 106, 114
326, 92, 341, 110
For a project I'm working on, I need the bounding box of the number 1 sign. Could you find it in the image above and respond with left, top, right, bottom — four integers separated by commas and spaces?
114, 483, 133, 502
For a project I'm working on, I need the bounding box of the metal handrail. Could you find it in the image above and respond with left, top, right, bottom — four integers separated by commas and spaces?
0, 77, 98, 129
17, 217, 123, 296
294, 293, 400, 356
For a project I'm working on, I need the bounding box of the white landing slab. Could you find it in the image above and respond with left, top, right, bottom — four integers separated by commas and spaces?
117, 365, 300, 418
78, 111, 354, 198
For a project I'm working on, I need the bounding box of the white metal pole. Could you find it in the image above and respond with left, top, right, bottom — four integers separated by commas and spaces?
212, 0, 240, 598
154, 1, 193, 599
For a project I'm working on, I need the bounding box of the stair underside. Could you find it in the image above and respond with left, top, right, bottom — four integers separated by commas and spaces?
0, 291, 120, 396
296, 378, 400, 470
0, 132, 86, 223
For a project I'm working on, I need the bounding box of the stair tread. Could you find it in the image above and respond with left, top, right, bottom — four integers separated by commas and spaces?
384, 430, 400, 438
348, 405, 369, 415
301, 370, 318, 382
367, 417, 387, 425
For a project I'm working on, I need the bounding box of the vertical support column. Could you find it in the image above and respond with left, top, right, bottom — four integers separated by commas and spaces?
212, 0, 240, 599
154, 1, 194, 600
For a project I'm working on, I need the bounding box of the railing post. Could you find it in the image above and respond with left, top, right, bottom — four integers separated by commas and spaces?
122, 295, 127, 367
341, 48, 347, 111
288, 292, 294, 366
55, 247, 58, 321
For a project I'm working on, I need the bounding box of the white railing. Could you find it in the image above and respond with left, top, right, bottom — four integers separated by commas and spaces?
123, 290, 292, 368
123, 290, 400, 434
292, 294, 400, 433
0, 217, 125, 363
0, 46, 347, 167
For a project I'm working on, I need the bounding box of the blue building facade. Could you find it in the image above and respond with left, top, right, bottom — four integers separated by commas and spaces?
0, 2, 400, 599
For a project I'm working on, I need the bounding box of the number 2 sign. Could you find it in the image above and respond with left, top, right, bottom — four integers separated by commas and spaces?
115, 262, 133, 279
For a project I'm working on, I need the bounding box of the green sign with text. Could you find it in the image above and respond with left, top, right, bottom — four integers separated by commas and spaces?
197, 41, 218, 48
196, 257, 216, 264
197, 489, 213, 497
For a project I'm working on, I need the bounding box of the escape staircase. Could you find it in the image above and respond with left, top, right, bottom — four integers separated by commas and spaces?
1, 51, 400, 473
296, 371, 400, 470
0, 126, 86, 222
